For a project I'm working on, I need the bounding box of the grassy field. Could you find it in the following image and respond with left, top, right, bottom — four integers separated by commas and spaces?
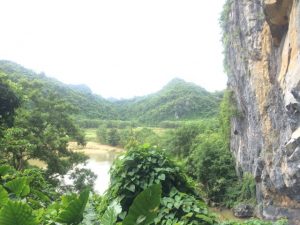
84, 127, 171, 143
85, 128, 98, 142
134, 127, 171, 136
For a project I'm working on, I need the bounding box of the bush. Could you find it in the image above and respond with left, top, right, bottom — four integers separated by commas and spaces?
118, 128, 160, 148
224, 173, 256, 208
158, 120, 182, 128
100, 144, 217, 224
76, 118, 103, 128
96, 125, 108, 144
0, 164, 90, 225
187, 132, 237, 204
164, 123, 202, 157
107, 128, 120, 146
97, 126, 121, 146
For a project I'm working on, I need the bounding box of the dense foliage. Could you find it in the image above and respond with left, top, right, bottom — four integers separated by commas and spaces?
0, 68, 97, 191
100, 144, 218, 225
162, 119, 219, 157
186, 132, 237, 204
0, 61, 118, 121
0, 61, 223, 126
115, 78, 223, 123
0, 164, 90, 225
0, 81, 83, 177
78, 119, 138, 129
158, 92, 249, 208
0, 60, 288, 224
0, 73, 20, 128
97, 125, 161, 148
0, 163, 163, 225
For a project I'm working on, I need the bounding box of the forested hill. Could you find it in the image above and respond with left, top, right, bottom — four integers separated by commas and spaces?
0, 60, 118, 120
115, 78, 223, 123
0, 61, 223, 123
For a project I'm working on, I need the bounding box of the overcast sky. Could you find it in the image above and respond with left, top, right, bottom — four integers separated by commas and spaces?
0, 0, 227, 99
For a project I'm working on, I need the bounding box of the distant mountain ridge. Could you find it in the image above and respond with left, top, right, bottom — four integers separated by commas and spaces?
0, 60, 118, 120
115, 78, 223, 123
0, 61, 223, 123
68, 84, 93, 94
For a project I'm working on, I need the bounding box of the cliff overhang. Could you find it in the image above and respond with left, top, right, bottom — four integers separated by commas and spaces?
264, 0, 293, 45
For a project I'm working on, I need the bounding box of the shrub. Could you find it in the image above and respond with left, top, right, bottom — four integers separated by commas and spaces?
96, 125, 108, 144
100, 144, 217, 224
106, 128, 120, 146
0, 164, 90, 225
187, 132, 237, 204
97, 126, 121, 146
164, 123, 202, 157
224, 173, 256, 208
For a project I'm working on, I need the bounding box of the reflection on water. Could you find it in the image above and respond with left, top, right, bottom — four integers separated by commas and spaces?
29, 143, 121, 194
85, 151, 117, 162
83, 151, 118, 194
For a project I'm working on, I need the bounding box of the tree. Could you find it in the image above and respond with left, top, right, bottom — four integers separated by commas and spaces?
187, 132, 237, 203
166, 123, 202, 157
107, 128, 120, 146
0, 79, 87, 179
0, 73, 20, 129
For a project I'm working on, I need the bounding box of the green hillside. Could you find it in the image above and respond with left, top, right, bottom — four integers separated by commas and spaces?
0, 60, 118, 120
0, 61, 223, 124
116, 78, 223, 123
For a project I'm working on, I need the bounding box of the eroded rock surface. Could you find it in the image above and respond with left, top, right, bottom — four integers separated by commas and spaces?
223, 0, 300, 223
233, 203, 254, 218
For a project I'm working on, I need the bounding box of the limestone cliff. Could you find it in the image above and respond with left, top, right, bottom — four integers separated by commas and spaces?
223, 0, 300, 223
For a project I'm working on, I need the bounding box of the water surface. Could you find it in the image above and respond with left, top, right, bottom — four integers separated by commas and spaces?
30, 142, 122, 194
82, 150, 119, 194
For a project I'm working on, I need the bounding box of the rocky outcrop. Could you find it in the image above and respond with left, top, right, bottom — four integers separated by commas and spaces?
233, 203, 254, 218
223, 0, 300, 223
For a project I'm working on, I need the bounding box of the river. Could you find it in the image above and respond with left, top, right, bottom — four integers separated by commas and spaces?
74, 143, 240, 221
29, 142, 122, 194
30, 141, 241, 221
68, 142, 122, 194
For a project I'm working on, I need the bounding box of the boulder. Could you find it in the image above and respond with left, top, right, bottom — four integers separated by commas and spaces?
233, 203, 254, 218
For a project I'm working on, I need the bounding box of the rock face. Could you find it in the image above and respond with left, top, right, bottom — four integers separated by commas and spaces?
233, 203, 254, 218
223, 0, 300, 223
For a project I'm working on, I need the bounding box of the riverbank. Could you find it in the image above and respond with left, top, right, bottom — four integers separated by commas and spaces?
29, 141, 123, 169
69, 141, 124, 154
210, 207, 245, 222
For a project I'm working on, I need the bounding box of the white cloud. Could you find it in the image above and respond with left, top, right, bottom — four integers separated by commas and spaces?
0, 0, 227, 99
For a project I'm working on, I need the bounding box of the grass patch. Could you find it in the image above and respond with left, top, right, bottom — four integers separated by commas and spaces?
134, 127, 170, 136
84, 129, 98, 142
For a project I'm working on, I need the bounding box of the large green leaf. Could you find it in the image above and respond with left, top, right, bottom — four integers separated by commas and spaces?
122, 184, 162, 225
0, 165, 13, 177
101, 201, 122, 225
0, 201, 38, 225
0, 186, 8, 207
101, 207, 118, 225
5, 177, 30, 197
56, 189, 90, 225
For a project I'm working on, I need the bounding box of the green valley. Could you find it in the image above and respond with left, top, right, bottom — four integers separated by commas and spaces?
0, 61, 222, 126
0, 60, 287, 225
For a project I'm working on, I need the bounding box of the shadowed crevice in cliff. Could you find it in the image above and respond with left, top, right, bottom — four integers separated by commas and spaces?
264, 0, 293, 45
